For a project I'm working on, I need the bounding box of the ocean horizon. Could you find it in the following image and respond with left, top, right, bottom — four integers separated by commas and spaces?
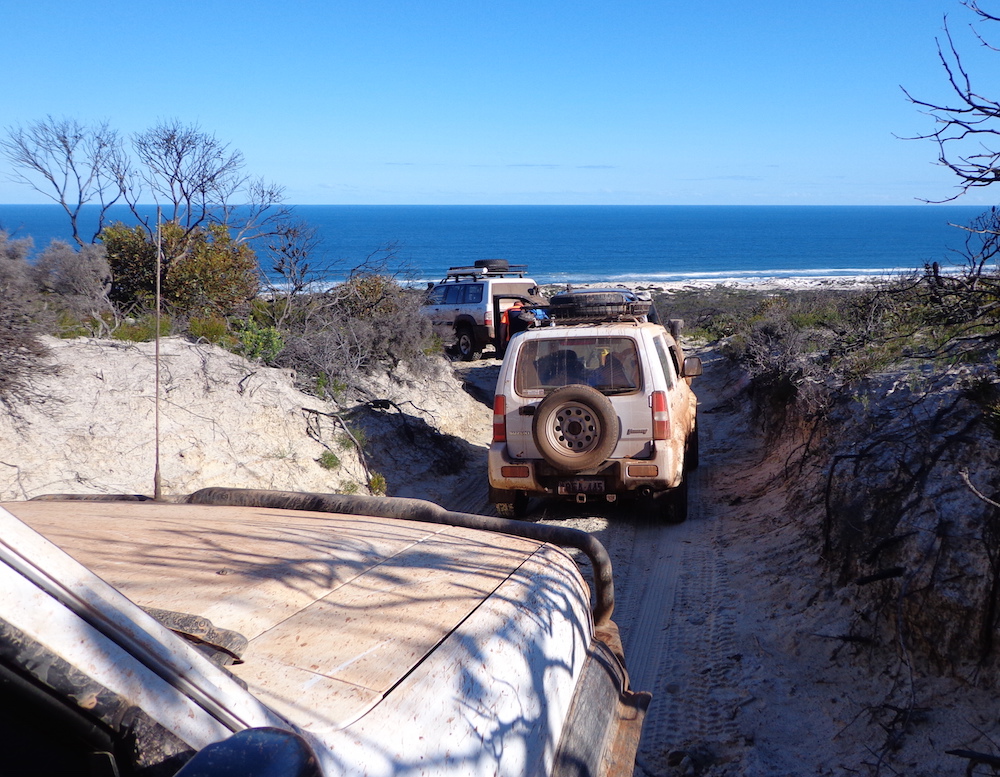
0, 203, 991, 286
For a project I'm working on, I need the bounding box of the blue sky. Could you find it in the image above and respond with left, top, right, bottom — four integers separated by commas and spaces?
2, 0, 999, 205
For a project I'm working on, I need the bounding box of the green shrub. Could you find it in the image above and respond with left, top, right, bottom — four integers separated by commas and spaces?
369, 472, 387, 496
101, 221, 259, 316
165, 223, 258, 315
188, 314, 235, 347
112, 313, 172, 342
235, 318, 284, 363
101, 223, 158, 308
318, 450, 340, 470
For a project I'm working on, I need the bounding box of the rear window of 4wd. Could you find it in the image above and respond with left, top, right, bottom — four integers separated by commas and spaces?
514, 336, 642, 396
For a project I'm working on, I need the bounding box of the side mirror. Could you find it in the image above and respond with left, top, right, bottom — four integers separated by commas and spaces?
174, 728, 322, 777
682, 356, 703, 378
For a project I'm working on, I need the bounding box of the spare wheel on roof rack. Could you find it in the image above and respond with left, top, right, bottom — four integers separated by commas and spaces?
474, 259, 510, 271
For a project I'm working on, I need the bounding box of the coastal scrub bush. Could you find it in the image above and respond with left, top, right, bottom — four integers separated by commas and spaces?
318, 450, 340, 470
235, 318, 284, 363
165, 223, 258, 315
187, 314, 235, 347
111, 313, 172, 342
0, 232, 57, 413
101, 223, 158, 307
101, 221, 259, 315
32, 240, 112, 319
651, 287, 773, 341
274, 269, 434, 393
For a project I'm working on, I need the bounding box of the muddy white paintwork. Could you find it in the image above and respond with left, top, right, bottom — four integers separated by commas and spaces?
490, 321, 698, 493
0, 505, 284, 749
3, 500, 594, 777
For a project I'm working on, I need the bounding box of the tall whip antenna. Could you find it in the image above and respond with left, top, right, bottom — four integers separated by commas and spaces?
153, 208, 163, 500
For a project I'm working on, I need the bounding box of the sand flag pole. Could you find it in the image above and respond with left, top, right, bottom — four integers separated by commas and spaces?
153, 208, 162, 500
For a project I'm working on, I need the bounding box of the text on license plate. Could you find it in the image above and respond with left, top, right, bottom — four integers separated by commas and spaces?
558, 478, 605, 495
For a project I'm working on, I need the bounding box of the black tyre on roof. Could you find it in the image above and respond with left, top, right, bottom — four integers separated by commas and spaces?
474, 259, 509, 271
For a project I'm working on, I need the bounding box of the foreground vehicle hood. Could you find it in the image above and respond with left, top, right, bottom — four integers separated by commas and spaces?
2, 498, 639, 776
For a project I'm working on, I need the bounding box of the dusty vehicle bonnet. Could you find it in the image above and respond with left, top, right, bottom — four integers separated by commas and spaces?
0, 489, 648, 777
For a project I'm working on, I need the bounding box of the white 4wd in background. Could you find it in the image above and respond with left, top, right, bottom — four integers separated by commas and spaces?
423, 259, 546, 360
489, 292, 702, 520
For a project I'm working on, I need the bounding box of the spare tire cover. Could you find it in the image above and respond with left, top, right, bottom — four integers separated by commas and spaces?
532, 385, 620, 472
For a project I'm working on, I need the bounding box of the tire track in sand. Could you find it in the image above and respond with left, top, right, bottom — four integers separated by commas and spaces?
622, 470, 747, 774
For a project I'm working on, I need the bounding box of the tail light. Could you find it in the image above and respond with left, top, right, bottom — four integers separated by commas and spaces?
493, 395, 506, 442
651, 391, 670, 440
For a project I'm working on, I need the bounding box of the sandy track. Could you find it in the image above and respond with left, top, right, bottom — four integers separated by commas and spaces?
449, 350, 751, 775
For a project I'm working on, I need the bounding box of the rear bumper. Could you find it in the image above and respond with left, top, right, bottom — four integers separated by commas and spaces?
488, 444, 681, 498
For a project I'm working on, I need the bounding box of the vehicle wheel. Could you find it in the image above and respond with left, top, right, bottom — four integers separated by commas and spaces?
456, 326, 482, 361
495, 491, 529, 519
669, 477, 689, 523
475, 259, 509, 271
532, 385, 620, 472
686, 421, 700, 471
647, 478, 688, 524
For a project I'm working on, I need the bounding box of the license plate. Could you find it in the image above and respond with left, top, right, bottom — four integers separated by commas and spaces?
558, 478, 605, 495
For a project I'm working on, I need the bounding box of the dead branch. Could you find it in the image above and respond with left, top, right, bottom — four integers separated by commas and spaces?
960, 467, 1000, 509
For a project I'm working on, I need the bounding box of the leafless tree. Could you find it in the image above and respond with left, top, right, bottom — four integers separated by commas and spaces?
112, 119, 289, 243
260, 219, 322, 329
3, 117, 292, 251
904, 2, 1000, 200
0, 117, 122, 245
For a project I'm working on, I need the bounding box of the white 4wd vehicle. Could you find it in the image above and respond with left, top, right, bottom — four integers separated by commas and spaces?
489, 294, 702, 520
423, 259, 546, 360
0, 489, 649, 777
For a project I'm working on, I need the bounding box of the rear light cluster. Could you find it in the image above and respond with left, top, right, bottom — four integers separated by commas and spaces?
651, 391, 670, 440
492, 395, 506, 442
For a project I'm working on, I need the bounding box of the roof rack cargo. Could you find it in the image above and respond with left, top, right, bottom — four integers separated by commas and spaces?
442, 258, 530, 280
545, 288, 653, 323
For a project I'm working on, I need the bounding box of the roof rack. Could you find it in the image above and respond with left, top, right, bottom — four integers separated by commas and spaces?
545, 299, 652, 324
443, 264, 531, 280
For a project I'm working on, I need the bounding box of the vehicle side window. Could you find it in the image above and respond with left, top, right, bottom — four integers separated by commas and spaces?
464, 284, 484, 304
443, 285, 464, 304
426, 286, 446, 305
653, 337, 676, 389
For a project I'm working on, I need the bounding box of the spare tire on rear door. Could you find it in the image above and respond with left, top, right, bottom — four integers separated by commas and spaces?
532, 385, 620, 472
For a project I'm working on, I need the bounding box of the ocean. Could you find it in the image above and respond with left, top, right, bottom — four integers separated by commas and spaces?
0, 204, 990, 286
